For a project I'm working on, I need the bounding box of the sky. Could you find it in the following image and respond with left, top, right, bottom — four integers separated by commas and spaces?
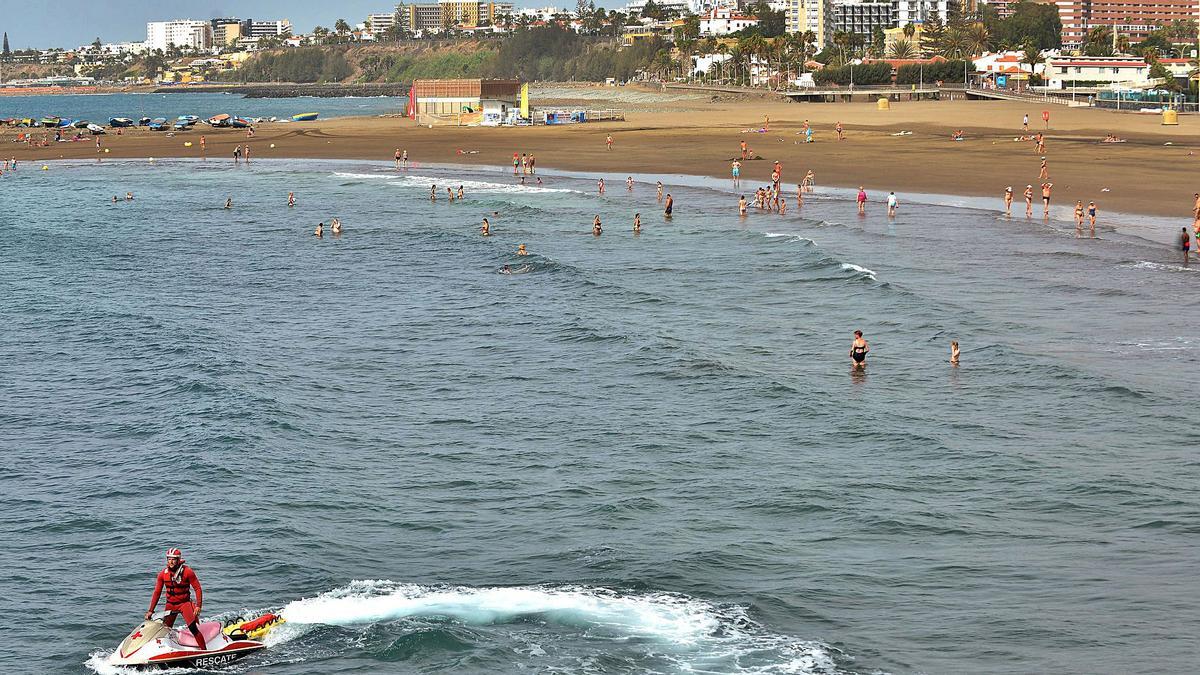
0, 0, 563, 50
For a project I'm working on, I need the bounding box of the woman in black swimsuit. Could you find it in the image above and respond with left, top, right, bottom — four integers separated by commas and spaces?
850, 330, 869, 369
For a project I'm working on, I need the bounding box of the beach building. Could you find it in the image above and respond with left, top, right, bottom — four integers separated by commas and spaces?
1044, 54, 1150, 89
1054, 0, 1199, 49
411, 78, 521, 124
700, 7, 761, 35
146, 20, 212, 51
830, 0, 895, 41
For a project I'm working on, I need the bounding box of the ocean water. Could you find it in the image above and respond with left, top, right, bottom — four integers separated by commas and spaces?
0, 92, 405, 123
2, 158, 1199, 674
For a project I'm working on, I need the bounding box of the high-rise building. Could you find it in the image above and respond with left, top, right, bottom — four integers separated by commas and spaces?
146, 20, 212, 51
831, 0, 895, 40
893, 0, 958, 27
248, 20, 293, 38
367, 13, 398, 33
795, 0, 832, 46
211, 18, 251, 47
397, 1, 512, 31
1053, 0, 1199, 49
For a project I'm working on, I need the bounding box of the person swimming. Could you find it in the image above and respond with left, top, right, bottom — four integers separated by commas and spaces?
314, 222, 324, 237
849, 330, 869, 369
517, 243, 528, 255
331, 218, 341, 234
500, 264, 512, 274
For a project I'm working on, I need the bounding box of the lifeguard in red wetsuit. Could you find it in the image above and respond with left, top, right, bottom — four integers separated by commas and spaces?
145, 548, 207, 650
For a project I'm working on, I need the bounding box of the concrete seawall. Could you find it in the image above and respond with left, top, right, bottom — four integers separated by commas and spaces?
152, 83, 410, 98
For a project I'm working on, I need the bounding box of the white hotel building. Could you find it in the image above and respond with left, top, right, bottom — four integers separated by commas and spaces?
146, 20, 213, 50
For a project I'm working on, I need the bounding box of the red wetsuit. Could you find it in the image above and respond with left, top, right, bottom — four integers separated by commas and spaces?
148, 564, 206, 648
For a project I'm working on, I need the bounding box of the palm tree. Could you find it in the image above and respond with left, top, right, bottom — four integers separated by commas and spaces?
1020, 40, 1045, 89
966, 22, 989, 56
334, 18, 351, 40
832, 30, 851, 66
716, 42, 729, 84
888, 39, 917, 59
941, 25, 970, 59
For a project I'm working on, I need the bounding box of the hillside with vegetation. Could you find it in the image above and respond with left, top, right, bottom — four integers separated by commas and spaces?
228, 28, 669, 84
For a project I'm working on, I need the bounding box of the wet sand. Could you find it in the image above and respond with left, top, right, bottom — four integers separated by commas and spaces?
5, 96, 1197, 219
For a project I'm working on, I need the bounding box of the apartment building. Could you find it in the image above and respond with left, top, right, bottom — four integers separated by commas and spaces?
831, 0, 895, 39
1055, 0, 1199, 48
146, 20, 212, 51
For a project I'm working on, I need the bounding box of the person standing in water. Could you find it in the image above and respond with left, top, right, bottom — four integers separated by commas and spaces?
314, 222, 324, 237
663, 193, 673, 217
1023, 185, 1033, 217
288, 192, 295, 207
598, 178, 605, 195
887, 191, 898, 217
1004, 187, 1013, 216
517, 244, 528, 255
950, 341, 960, 366
633, 213, 641, 234
656, 182, 663, 202
1181, 227, 1191, 262
856, 186, 867, 214
481, 218, 491, 236
849, 330, 869, 370
626, 176, 634, 191
732, 160, 741, 188
1074, 201, 1085, 228
224, 197, 232, 209
592, 215, 602, 236
394, 148, 402, 168
1041, 182, 1053, 218
1087, 201, 1097, 235
430, 185, 437, 202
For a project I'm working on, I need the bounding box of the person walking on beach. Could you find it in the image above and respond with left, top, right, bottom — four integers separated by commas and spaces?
402, 149, 408, 169
740, 140, 747, 160
835, 121, 844, 141
1023, 113, 1029, 131
664, 193, 674, 217
1023, 185, 1033, 217
1041, 182, 1053, 217
394, 148, 402, 169
849, 330, 869, 370
605, 134, 613, 151
1004, 186, 1013, 216
857, 186, 867, 214
1039, 157, 1048, 180
887, 191, 898, 217
1074, 201, 1085, 228
244, 144, 250, 163
233, 145, 241, 163
200, 135, 206, 156
1035, 133, 1045, 154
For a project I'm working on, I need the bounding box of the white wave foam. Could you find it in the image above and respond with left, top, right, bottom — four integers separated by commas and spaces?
84, 651, 190, 675
840, 263, 877, 280
763, 233, 816, 246
1122, 261, 1197, 273
333, 171, 580, 195
278, 581, 844, 674
282, 581, 714, 642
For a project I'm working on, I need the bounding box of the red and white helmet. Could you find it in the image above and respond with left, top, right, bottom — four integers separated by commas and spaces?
166, 548, 183, 559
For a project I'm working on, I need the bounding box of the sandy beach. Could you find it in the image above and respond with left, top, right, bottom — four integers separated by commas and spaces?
5, 93, 1197, 219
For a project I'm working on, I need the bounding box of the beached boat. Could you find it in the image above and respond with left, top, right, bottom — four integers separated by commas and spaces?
41, 116, 61, 126
291, 112, 319, 122
230, 117, 252, 128
206, 113, 231, 127
109, 117, 135, 127
148, 118, 168, 131
87, 123, 105, 134
178, 115, 200, 125
71, 119, 91, 128
138, 117, 151, 126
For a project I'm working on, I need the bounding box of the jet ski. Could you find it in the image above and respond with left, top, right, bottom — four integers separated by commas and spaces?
108, 612, 282, 669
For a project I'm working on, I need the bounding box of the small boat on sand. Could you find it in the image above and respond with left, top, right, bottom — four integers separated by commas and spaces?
230, 117, 252, 128
87, 123, 106, 134
138, 117, 151, 126
291, 112, 319, 122
148, 117, 168, 131
207, 113, 231, 127
109, 117, 135, 127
